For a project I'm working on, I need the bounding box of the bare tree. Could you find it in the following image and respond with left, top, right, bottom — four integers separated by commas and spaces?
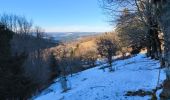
0, 14, 33, 35
100, 0, 163, 60
34, 26, 45, 39
116, 8, 147, 56
97, 33, 119, 71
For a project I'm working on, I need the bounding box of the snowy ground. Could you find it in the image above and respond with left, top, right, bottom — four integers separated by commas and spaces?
35, 54, 166, 100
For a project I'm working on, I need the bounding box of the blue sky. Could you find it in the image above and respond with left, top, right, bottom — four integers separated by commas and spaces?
0, 0, 113, 32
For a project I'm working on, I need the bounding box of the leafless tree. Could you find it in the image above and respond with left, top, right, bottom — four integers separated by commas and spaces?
116, 8, 147, 55
97, 32, 119, 71
0, 14, 33, 35
81, 49, 98, 67
100, 0, 163, 60
34, 26, 45, 39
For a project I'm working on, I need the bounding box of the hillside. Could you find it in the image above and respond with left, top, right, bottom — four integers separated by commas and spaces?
35, 54, 166, 100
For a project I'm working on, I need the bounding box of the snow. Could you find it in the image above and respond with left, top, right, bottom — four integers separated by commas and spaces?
35, 54, 166, 100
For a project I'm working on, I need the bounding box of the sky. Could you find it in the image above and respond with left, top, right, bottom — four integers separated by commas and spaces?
0, 0, 113, 32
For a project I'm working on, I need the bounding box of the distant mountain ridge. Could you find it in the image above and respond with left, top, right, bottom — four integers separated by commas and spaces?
46, 32, 102, 42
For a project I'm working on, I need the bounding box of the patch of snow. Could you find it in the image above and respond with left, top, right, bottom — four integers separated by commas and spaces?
156, 89, 163, 100
35, 54, 166, 100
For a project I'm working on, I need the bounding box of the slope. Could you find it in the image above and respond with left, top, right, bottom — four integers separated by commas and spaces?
35, 54, 166, 100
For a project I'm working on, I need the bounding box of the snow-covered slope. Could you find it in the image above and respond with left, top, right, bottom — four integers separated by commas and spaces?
35, 54, 166, 100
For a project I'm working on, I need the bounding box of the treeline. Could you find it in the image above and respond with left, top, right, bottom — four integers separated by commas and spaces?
101, 0, 164, 63
0, 14, 58, 99
0, 13, 124, 99
51, 31, 134, 76
100, 0, 170, 99
51, 37, 98, 77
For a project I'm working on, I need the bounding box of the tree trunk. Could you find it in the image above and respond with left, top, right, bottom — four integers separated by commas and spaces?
146, 29, 152, 57
146, 25, 159, 59
159, 1, 170, 99
153, 24, 161, 60
150, 28, 157, 59
108, 56, 113, 71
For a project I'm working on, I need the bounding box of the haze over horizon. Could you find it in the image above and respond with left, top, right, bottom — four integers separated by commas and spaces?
0, 0, 113, 32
